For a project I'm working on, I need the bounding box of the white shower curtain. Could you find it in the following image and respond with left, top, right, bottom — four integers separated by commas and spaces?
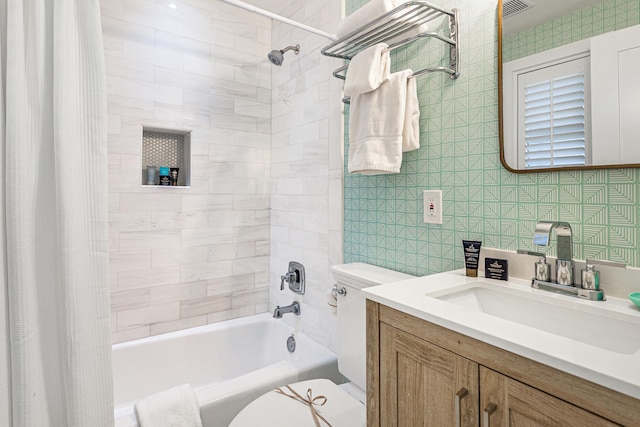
0, 0, 114, 426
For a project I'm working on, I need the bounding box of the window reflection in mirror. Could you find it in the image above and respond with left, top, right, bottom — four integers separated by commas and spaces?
499, 0, 640, 172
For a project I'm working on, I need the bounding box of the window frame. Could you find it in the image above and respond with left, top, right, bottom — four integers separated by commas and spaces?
503, 39, 591, 170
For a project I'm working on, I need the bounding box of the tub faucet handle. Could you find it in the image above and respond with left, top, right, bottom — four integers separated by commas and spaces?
280, 271, 296, 290
279, 261, 305, 294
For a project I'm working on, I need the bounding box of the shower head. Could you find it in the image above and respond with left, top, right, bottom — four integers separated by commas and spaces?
267, 44, 300, 66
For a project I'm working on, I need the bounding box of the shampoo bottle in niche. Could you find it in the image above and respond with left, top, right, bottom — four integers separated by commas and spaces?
462, 240, 482, 277
170, 167, 179, 186
146, 166, 157, 185
159, 166, 171, 186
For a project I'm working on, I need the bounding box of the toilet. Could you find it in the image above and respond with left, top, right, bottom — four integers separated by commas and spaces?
230, 262, 414, 427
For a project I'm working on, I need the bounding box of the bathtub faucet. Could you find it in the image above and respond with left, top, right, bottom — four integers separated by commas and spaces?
273, 301, 300, 318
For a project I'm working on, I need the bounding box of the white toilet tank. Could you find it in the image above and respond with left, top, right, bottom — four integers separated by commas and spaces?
331, 263, 414, 392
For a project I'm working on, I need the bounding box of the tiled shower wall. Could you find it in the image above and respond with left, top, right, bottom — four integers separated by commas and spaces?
102, 0, 273, 344
268, 0, 344, 349
344, 0, 640, 276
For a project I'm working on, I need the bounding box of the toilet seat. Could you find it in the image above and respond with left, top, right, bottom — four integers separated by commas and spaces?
229, 379, 365, 427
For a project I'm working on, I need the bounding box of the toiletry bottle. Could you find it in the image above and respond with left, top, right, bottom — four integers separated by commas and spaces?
159, 166, 171, 186
462, 240, 482, 277
170, 167, 179, 186
146, 166, 157, 185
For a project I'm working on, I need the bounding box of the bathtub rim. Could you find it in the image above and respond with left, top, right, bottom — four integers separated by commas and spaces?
112, 312, 340, 426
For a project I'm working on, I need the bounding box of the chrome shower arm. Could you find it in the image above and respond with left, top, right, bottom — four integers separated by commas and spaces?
281, 45, 300, 55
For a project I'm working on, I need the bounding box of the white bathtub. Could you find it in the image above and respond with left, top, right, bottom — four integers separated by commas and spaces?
113, 313, 342, 427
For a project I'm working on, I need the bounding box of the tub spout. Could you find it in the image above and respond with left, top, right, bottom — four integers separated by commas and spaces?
273, 301, 300, 318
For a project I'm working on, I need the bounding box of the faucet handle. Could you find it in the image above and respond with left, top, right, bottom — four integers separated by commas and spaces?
517, 249, 551, 281
581, 259, 626, 291
280, 272, 295, 290
585, 259, 626, 269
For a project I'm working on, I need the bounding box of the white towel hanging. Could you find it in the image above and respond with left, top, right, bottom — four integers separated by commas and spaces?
344, 43, 390, 97
348, 69, 419, 175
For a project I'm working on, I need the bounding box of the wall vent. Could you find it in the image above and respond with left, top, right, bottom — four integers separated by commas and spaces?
503, 0, 536, 19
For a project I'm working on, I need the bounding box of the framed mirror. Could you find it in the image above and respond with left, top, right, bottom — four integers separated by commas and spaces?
498, 0, 640, 172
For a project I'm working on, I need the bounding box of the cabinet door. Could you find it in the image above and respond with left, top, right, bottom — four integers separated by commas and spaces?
379, 323, 479, 427
480, 367, 617, 427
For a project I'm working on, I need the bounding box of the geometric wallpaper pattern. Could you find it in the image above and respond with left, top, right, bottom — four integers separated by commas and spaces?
343, 0, 640, 276
503, 0, 640, 62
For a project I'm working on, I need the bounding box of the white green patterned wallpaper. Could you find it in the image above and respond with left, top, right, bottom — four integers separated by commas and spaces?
503, 0, 640, 62
343, 0, 640, 276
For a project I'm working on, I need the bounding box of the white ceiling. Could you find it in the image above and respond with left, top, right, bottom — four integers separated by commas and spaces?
504, 0, 603, 36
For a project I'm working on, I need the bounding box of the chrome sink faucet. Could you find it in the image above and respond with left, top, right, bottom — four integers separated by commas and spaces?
533, 221, 574, 285
524, 221, 625, 302
273, 301, 300, 318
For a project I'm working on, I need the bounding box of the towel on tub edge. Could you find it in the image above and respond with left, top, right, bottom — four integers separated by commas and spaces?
134, 383, 203, 427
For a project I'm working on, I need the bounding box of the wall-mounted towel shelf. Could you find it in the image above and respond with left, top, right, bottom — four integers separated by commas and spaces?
321, 1, 459, 103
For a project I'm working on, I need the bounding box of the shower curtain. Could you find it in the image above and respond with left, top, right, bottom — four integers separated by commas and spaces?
0, 0, 114, 425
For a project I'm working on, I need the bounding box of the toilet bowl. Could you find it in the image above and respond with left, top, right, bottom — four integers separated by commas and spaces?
230, 263, 414, 426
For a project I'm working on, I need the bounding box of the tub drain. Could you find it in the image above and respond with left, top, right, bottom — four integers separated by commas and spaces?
286, 335, 296, 353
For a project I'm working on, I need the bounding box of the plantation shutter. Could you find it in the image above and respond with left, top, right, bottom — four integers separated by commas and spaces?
517, 57, 590, 169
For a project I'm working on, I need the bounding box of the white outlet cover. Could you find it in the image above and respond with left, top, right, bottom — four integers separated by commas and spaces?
423, 190, 443, 225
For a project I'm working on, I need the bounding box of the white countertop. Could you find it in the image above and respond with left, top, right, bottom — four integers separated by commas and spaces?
363, 269, 640, 399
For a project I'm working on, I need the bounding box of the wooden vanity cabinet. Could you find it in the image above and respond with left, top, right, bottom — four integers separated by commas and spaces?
380, 323, 479, 426
480, 367, 616, 426
367, 301, 640, 427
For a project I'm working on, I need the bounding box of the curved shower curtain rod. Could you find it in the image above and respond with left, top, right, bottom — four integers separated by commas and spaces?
219, 0, 338, 41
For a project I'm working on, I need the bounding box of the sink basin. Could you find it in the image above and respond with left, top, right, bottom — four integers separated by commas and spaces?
427, 282, 640, 354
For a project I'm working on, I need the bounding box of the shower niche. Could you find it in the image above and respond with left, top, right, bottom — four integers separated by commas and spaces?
141, 127, 191, 188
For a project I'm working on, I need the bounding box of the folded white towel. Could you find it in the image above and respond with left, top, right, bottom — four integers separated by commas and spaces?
387, 22, 430, 46
135, 384, 203, 427
337, 0, 396, 39
337, 0, 428, 40
348, 69, 419, 175
344, 43, 390, 97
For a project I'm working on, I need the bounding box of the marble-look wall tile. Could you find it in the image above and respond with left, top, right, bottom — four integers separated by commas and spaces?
149, 315, 207, 336
180, 294, 232, 318
104, 0, 272, 344
110, 250, 152, 273
117, 302, 180, 330
151, 246, 209, 267
117, 265, 182, 290
207, 273, 255, 295
268, 0, 343, 351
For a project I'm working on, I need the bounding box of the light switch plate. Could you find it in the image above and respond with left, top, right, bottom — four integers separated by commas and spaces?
423, 190, 443, 225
